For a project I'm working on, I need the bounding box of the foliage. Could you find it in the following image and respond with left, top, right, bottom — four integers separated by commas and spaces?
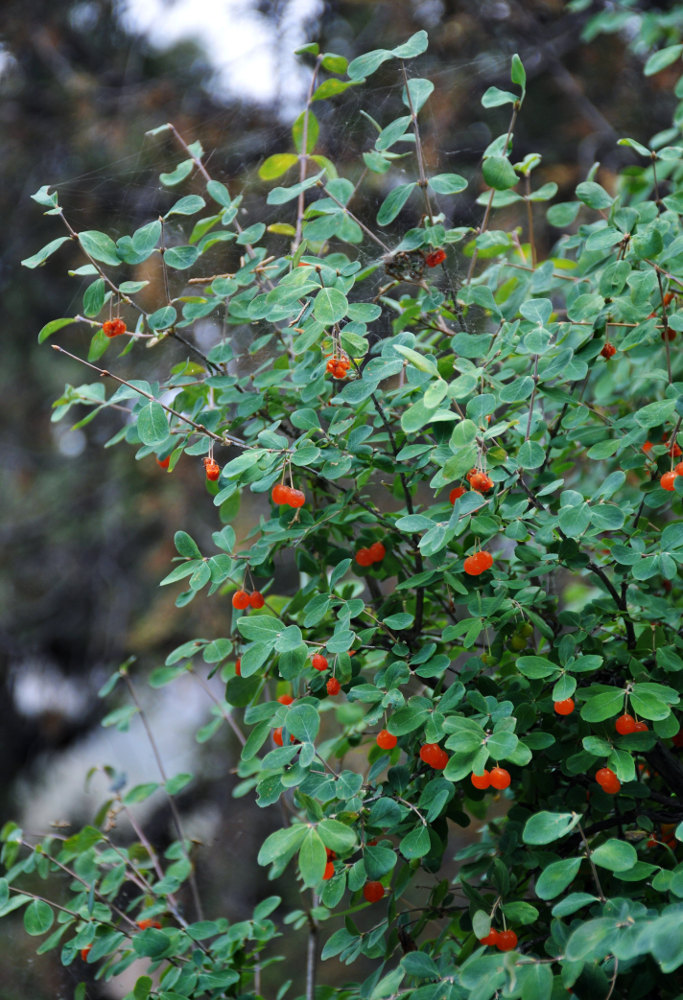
6, 21, 683, 1000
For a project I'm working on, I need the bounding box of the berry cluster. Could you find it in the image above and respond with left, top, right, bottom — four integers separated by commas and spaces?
355, 541, 386, 566
102, 318, 127, 337
615, 713, 648, 734
463, 550, 494, 576
595, 766, 620, 794
203, 457, 220, 481
479, 928, 518, 951
470, 766, 511, 790
467, 467, 494, 493
272, 483, 306, 507
325, 355, 351, 379
232, 590, 265, 610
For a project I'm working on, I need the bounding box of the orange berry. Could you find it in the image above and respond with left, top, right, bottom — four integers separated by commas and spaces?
326, 677, 341, 696
137, 919, 162, 930
633, 720, 648, 732
355, 547, 374, 567
368, 541, 386, 562
376, 729, 397, 750
496, 929, 517, 951
80, 946, 92, 961
425, 248, 446, 267
272, 483, 290, 504
156, 455, 170, 469
249, 591, 265, 609
273, 727, 284, 747
362, 881, 385, 903
204, 460, 220, 481
643, 441, 653, 453
449, 486, 466, 503
471, 770, 491, 789
311, 653, 328, 672
235, 658, 241, 676
489, 766, 511, 790
595, 767, 620, 794
615, 713, 636, 735
288, 488, 306, 508
420, 743, 448, 769
600, 342, 616, 359
232, 590, 250, 610
102, 318, 126, 337
322, 861, 335, 880
660, 471, 677, 491
277, 694, 294, 705
469, 471, 493, 493
479, 928, 499, 947
554, 698, 575, 716
464, 551, 494, 576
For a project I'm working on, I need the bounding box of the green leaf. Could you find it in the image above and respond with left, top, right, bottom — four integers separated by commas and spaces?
516, 656, 559, 680
347, 47, 392, 81
580, 688, 625, 723
510, 53, 526, 92
164, 245, 199, 270
159, 159, 194, 186
518, 965, 552, 1000
174, 531, 201, 559
313, 287, 348, 325
482, 156, 518, 191
286, 704, 320, 743
78, 230, 122, 266
257, 824, 307, 866
299, 827, 326, 886
644, 44, 683, 77
481, 86, 518, 108
399, 824, 430, 859
312, 78, 358, 102
591, 839, 637, 872
24, 899, 54, 935
165, 195, 205, 217
575, 181, 613, 210
377, 183, 416, 225
206, 180, 232, 207
22, 236, 71, 269
137, 402, 169, 446
517, 440, 546, 469
38, 317, 77, 344
318, 819, 357, 853
392, 30, 429, 59
535, 856, 582, 900
259, 154, 299, 180
292, 110, 319, 154
523, 812, 580, 845
148, 306, 177, 331
402, 77, 434, 114
428, 173, 468, 195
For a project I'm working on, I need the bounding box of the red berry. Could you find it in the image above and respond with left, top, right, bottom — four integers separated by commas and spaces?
661, 471, 678, 491
235, 658, 241, 676
232, 590, 250, 610
489, 766, 511, 790
469, 472, 493, 493
156, 455, 170, 469
554, 698, 575, 716
600, 342, 616, 359
425, 248, 446, 267
673, 730, 683, 747
633, 720, 649, 732
664, 291, 674, 306
615, 713, 636, 735
311, 653, 328, 672
137, 919, 162, 930
420, 743, 448, 769
664, 434, 682, 457
662, 326, 676, 341
277, 694, 294, 705
326, 848, 336, 860
376, 729, 397, 750
471, 770, 491, 789
368, 541, 386, 562
249, 591, 265, 609
464, 551, 494, 576
355, 547, 374, 567
496, 929, 518, 951
449, 486, 466, 503
80, 946, 92, 961
102, 318, 127, 337
595, 767, 620, 794
204, 459, 220, 481
362, 881, 385, 903
272, 483, 289, 504
326, 358, 337, 373
326, 677, 341, 696
643, 441, 653, 453
676, 461, 683, 475
288, 488, 305, 508
322, 861, 335, 880
479, 928, 499, 947
273, 727, 284, 747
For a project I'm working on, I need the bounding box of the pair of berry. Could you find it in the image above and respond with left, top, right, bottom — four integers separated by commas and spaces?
471, 767, 510, 790
102, 318, 127, 337
326, 356, 351, 379
466, 468, 494, 493
420, 742, 449, 770
479, 928, 517, 951
596, 767, 620, 794
272, 483, 305, 507
615, 713, 647, 734
464, 551, 494, 576
232, 590, 265, 610
355, 541, 386, 566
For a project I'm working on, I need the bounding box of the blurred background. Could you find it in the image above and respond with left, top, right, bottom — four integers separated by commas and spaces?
1, 0, 682, 996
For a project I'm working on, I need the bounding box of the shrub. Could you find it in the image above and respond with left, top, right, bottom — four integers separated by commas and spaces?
7, 26, 683, 1000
